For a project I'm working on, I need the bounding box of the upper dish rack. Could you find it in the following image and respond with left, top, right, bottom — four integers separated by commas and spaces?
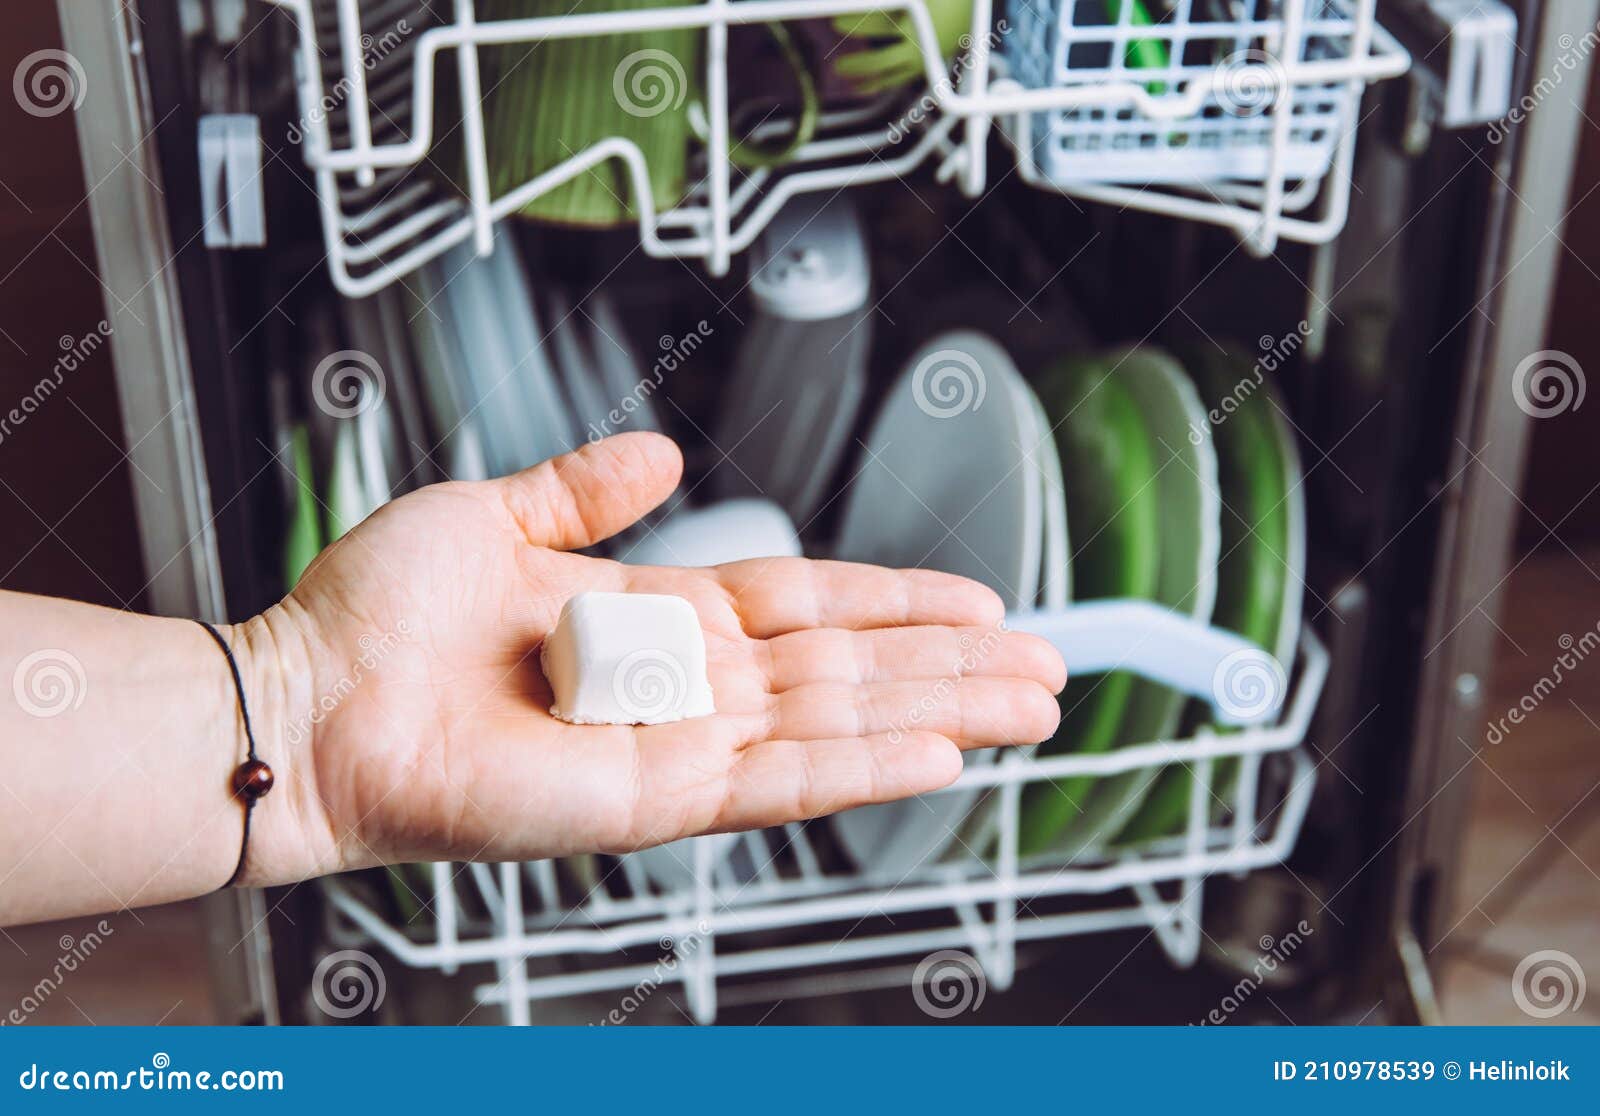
265, 0, 1408, 297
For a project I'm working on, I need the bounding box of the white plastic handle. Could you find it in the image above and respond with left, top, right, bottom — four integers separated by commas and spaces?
1006, 600, 1289, 727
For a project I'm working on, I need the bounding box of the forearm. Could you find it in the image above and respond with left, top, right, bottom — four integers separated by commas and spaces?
0, 591, 315, 926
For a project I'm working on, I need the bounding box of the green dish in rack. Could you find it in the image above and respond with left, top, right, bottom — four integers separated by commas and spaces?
475, 0, 701, 227
1018, 356, 1160, 858
283, 422, 323, 590
1112, 345, 1297, 845
1051, 346, 1220, 859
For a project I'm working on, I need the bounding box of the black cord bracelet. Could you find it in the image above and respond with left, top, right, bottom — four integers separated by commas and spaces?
195, 619, 275, 889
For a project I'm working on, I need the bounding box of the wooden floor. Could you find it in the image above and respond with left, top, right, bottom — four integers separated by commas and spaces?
2, 549, 1596, 1026
1433, 545, 1600, 1025
0, 901, 216, 1025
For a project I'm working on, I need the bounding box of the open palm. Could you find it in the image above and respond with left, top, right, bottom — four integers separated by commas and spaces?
247, 433, 1064, 882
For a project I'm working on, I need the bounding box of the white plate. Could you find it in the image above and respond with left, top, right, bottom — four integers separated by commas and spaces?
434, 245, 510, 474
481, 232, 575, 464
407, 261, 489, 481
831, 331, 1043, 879
545, 289, 617, 441
325, 417, 371, 541
439, 235, 572, 476
954, 383, 1068, 855
588, 291, 660, 434
367, 288, 441, 488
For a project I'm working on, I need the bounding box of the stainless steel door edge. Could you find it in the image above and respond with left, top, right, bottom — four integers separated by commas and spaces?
1395, 0, 1596, 962
54, 0, 279, 1025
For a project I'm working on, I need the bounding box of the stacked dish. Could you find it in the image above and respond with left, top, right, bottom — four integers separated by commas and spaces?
828, 331, 1306, 874
830, 330, 1067, 877
1111, 345, 1305, 847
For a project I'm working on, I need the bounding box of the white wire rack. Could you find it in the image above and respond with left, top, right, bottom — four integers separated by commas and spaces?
997, 0, 1411, 254
265, 0, 1408, 296
1007, 0, 1353, 187
317, 630, 1329, 1024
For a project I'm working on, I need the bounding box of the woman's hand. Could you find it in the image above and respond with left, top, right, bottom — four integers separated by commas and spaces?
235, 433, 1065, 885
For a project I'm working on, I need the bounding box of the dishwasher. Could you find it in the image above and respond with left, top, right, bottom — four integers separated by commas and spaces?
50, 0, 1581, 1024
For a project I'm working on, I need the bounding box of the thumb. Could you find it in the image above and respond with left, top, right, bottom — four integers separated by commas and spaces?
494, 432, 683, 551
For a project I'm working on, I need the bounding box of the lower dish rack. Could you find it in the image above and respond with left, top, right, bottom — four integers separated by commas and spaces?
315, 630, 1328, 1024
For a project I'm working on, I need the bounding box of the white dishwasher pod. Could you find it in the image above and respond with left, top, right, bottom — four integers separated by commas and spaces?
541, 592, 716, 727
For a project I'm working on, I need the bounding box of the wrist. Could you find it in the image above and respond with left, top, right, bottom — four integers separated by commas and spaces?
222, 603, 338, 887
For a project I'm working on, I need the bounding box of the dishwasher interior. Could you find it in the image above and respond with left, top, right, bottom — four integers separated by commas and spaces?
60, 0, 1569, 1024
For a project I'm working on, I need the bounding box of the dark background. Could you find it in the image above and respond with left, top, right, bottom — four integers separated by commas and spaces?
0, 1, 146, 608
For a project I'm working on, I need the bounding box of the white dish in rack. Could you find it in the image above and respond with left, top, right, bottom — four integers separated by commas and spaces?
831, 331, 1043, 878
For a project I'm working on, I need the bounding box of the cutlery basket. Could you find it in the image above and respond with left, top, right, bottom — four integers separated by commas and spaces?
317, 632, 1329, 1024
1005, 0, 1358, 187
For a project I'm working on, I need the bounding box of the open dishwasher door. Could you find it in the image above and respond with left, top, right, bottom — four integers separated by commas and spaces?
45, 0, 1586, 1025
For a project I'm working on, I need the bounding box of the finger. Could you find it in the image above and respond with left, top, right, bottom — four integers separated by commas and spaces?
716, 558, 1005, 638
763, 626, 1067, 694
769, 677, 1061, 746
494, 432, 682, 552
708, 731, 963, 834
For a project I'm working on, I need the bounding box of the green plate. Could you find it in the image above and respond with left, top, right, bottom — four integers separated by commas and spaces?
283, 423, 323, 590
1018, 356, 1160, 857
1112, 346, 1292, 845
1052, 347, 1220, 858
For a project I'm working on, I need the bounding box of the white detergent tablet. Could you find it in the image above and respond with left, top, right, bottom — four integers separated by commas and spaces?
540, 592, 716, 726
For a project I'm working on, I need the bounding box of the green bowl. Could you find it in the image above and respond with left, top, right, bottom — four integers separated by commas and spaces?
475, 0, 701, 227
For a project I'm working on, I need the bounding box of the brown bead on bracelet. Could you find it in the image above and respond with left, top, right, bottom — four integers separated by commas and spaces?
232, 759, 276, 801
196, 620, 275, 888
